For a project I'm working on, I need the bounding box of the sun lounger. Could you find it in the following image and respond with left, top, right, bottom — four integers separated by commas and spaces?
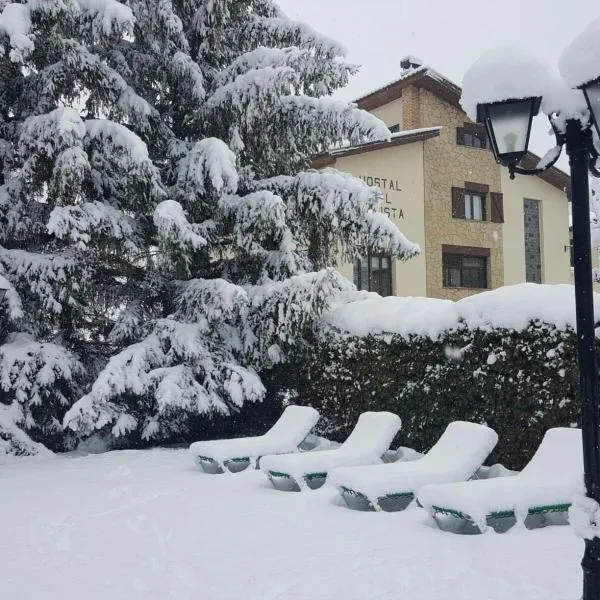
418, 427, 582, 532
190, 405, 319, 473
260, 411, 401, 491
329, 421, 498, 511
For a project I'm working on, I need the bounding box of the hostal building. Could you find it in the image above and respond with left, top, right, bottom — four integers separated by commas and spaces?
314, 58, 572, 300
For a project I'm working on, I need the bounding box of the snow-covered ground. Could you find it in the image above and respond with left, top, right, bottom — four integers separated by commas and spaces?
0, 448, 582, 600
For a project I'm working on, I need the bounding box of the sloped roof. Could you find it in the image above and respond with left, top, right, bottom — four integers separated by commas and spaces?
352, 66, 571, 198
311, 127, 441, 169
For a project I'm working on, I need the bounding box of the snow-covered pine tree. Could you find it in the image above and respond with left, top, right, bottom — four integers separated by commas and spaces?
0, 0, 418, 454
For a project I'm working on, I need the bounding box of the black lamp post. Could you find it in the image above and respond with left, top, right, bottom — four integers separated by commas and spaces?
477, 84, 600, 600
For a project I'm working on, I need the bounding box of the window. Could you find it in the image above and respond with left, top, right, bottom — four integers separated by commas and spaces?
443, 250, 489, 289
457, 124, 487, 148
389, 124, 400, 134
452, 187, 489, 221
353, 254, 393, 296
465, 192, 485, 221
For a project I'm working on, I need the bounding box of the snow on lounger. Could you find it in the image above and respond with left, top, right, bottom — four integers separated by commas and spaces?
260, 411, 401, 491
329, 421, 498, 511
190, 405, 319, 474
418, 427, 583, 532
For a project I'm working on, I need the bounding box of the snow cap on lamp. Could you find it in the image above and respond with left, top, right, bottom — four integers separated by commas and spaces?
461, 47, 552, 166
560, 17, 600, 141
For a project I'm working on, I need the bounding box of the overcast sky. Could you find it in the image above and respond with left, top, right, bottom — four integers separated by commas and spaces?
277, 0, 600, 168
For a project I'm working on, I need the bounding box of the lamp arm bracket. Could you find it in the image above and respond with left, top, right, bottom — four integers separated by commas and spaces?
508, 139, 565, 180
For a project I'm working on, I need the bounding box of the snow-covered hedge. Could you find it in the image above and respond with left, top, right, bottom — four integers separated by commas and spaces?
277, 284, 586, 469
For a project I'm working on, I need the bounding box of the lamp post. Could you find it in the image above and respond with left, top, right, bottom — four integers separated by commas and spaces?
466, 39, 600, 600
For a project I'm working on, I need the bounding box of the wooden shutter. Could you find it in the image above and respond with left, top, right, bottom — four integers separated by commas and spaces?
490, 192, 504, 223
451, 187, 465, 218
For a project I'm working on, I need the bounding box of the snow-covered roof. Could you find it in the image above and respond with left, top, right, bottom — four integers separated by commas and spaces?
354, 64, 462, 110
312, 126, 441, 167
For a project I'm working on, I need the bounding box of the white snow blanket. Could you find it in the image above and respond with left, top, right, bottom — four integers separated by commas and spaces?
418, 427, 582, 529
260, 411, 401, 485
189, 405, 319, 466
329, 421, 497, 506
0, 448, 583, 599
325, 283, 600, 339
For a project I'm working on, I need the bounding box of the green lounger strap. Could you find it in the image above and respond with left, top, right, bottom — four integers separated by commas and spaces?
431, 503, 572, 521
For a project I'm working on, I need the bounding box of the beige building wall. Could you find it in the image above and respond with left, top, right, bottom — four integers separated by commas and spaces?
414, 87, 504, 300
501, 169, 570, 285
333, 142, 427, 296
370, 98, 403, 129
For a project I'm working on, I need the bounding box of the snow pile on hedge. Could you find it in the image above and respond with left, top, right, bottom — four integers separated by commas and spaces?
325, 283, 600, 338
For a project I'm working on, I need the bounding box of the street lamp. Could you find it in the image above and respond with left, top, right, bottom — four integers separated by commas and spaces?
463, 33, 600, 600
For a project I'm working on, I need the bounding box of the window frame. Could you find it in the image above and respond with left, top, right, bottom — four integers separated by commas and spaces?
464, 190, 486, 221
457, 123, 487, 149
442, 246, 490, 289
353, 253, 393, 296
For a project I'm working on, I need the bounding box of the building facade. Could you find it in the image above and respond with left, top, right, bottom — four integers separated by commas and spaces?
314, 60, 572, 300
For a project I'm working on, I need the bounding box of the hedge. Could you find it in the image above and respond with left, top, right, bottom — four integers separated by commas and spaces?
270, 322, 583, 470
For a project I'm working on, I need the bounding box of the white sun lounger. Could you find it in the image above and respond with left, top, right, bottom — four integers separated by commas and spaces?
418, 427, 583, 532
190, 405, 319, 474
260, 411, 402, 491
329, 421, 498, 511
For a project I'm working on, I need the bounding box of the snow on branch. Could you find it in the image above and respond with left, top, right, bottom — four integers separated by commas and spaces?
175, 278, 248, 326
0, 332, 86, 455
0, 2, 33, 63
0, 247, 86, 314
279, 96, 391, 146
219, 190, 291, 254
64, 332, 165, 437
85, 118, 149, 163
75, 0, 135, 37
214, 46, 354, 96
364, 211, 421, 259
0, 272, 24, 321
176, 138, 239, 198
246, 268, 354, 366
65, 317, 266, 440
154, 200, 208, 253
204, 66, 298, 121
60, 40, 154, 126
19, 107, 86, 158
172, 51, 205, 100
242, 15, 347, 59
261, 169, 417, 266
84, 119, 161, 202
0, 403, 52, 460
48, 201, 143, 252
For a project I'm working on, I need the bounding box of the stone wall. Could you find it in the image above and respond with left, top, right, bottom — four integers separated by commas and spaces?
403, 85, 504, 300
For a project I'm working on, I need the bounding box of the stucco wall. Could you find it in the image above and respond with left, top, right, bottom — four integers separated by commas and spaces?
501, 169, 570, 285
333, 141, 427, 296
371, 97, 403, 129
417, 87, 504, 300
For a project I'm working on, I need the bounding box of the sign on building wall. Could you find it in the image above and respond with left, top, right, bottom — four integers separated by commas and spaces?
358, 175, 405, 221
